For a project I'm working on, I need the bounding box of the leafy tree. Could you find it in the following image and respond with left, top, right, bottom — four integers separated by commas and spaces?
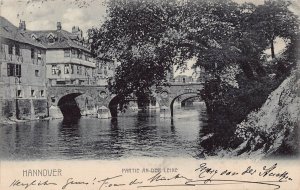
250, 0, 299, 59
89, 0, 191, 109
89, 0, 299, 111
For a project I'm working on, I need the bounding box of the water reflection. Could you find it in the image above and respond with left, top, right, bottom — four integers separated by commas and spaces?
0, 103, 208, 160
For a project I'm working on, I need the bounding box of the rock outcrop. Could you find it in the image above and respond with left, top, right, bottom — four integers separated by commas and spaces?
221, 65, 300, 158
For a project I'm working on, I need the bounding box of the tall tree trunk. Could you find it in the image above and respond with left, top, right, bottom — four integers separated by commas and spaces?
271, 38, 275, 59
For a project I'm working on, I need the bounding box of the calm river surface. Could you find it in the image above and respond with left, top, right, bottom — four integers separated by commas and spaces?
0, 103, 208, 160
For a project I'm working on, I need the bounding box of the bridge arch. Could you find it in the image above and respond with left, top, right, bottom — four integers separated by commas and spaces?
48, 85, 112, 119
57, 93, 83, 118
108, 94, 140, 117
181, 96, 201, 106
169, 92, 201, 117
108, 95, 120, 118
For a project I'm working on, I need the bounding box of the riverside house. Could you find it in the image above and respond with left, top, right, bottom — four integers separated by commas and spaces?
0, 16, 48, 120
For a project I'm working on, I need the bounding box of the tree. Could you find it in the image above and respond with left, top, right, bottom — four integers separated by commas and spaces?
250, 0, 299, 59
89, 0, 299, 111
89, 0, 190, 109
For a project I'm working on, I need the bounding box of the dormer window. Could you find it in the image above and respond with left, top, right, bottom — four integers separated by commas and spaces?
47, 33, 55, 43
48, 37, 54, 43
31, 34, 37, 40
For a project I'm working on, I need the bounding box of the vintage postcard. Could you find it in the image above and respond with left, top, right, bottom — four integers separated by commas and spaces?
0, 0, 299, 189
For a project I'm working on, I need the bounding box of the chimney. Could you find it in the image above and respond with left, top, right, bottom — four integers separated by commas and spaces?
72, 26, 83, 39
57, 22, 62, 30
19, 20, 26, 31
72, 26, 79, 33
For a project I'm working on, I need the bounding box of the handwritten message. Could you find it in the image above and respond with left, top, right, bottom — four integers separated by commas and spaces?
7, 162, 293, 190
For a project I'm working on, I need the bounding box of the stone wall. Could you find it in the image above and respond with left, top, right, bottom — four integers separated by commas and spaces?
17, 99, 31, 120
0, 99, 15, 118
33, 99, 48, 118
0, 98, 48, 121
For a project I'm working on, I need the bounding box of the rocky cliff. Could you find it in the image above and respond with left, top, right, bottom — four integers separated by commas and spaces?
219, 65, 300, 158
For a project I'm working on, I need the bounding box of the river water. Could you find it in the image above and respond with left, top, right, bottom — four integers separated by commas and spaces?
0, 103, 208, 160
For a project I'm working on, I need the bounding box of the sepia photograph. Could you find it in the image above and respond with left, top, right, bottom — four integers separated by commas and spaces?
0, 0, 299, 189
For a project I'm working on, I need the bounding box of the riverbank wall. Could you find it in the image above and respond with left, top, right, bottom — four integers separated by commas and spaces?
0, 98, 48, 124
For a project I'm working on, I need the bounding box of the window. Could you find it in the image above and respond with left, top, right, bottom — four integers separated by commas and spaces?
7, 63, 21, 77
49, 37, 54, 43
71, 49, 76, 56
70, 64, 74, 74
78, 66, 82, 75
56, 81, 66, 85
64, 64, 70, 74
98, 64, 103, 74
77, 65, 80, 74
37, 50, 42, 60
48, 34, 55, 43
85, 53, 89, 61
15, 64, 21, 77
77, 50, 82, 59
104, 66, 108, 75
8, 45, 13, 55
17, 90, 22, 98
31, 34, 37, 40
0, 43, 4, 53
35, 70, 40, 77
64, 49, 70, 57
15, 45, 20, 56
51, 97, 56, 103
31, 90, 35, 97
7, 63, 15, 76
84, 67, 87, 76
40, 90, 44, 97
31, 48, 35, 59
52, 65, 58, 75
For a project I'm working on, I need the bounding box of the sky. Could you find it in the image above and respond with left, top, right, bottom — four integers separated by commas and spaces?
2, 0, 298, 34
0, 0, 107, 34
0, 0, 299, 76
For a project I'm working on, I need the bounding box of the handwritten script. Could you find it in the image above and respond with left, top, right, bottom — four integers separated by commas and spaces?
9, 162, 293, 190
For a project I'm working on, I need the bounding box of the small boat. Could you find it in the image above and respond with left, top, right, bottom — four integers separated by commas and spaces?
97, 106, 111, 119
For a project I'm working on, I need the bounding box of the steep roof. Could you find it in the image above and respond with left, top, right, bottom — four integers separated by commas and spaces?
0, 16, 45, 49
29, 29, 91, 52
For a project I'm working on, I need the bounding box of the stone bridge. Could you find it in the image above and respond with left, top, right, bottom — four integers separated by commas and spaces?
47, 82, 204, 119
153, 83, 204, 117
48, 85, 112, 118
